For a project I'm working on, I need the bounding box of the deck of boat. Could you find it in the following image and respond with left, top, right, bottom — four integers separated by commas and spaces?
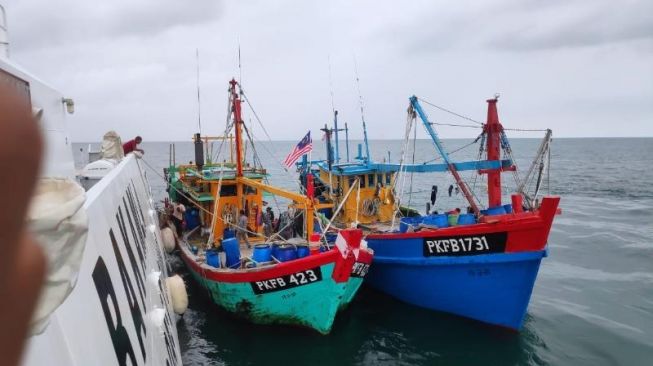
185, 232, 311, 268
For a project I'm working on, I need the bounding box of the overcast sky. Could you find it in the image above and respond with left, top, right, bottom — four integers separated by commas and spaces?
4, 0, 652, 141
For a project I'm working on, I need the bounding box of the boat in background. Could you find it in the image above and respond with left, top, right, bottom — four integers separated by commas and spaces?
0, 6, 184, 364
299, 94, 560, 329
166, 79, 373, 334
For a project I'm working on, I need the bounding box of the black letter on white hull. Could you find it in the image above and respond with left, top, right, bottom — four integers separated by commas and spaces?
110, 228, 147, 361
92, 256, 137, 366
116, 207, 147, 311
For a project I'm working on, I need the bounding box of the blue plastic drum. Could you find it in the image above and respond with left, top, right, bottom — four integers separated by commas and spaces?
222, 237, 241, 268
485, 206, 507, 216
275, 244, 298, 262
223, 228, 235, 239
399, 217, 411, 233
271, 243, 281, 259
324, 232, 338, 243
205, 249, 220, 267
400, 216, 424, 233
252, 244, 272, 263
423, 214, 449, 228
457, 214, 477, 226
296, 245, 310, 258
319, 244, 333, 253
183, 209, 197, 230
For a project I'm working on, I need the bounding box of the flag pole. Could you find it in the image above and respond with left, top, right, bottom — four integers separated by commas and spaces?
307, 130, 312, 195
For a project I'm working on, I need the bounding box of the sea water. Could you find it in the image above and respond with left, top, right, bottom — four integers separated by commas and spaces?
74, 137, 653, 365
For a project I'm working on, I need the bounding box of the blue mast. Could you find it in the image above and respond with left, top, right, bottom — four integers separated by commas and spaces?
409, 96, 452, 165
409, 95, 481, 214
345, 122, 350, 162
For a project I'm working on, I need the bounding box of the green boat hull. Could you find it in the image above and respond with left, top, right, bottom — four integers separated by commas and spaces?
187, 261, 345, 334
180, 239, 373, 334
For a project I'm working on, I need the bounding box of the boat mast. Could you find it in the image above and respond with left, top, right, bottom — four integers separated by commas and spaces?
484, 97, 503, 208
333, 110, 340, 163
344, 122, 350, 162
230, 79, 245, 211
361, 117, 371, 166
409, 96, 480, 215
321, 124, 333, 170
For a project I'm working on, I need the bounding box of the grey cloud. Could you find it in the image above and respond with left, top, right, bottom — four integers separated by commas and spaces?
490, 0, 653, 51
2, 0, 651, 141
380, 0, 653, 54
6, 0, 222, 52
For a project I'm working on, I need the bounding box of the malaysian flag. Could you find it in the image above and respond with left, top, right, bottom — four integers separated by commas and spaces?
283, 131, 313, 168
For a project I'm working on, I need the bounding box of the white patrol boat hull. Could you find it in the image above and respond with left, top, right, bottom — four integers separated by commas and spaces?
22, 155, 183, 366
0, 9, 183, 365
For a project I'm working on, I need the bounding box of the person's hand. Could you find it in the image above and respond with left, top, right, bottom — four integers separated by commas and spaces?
0, 83, 46, 366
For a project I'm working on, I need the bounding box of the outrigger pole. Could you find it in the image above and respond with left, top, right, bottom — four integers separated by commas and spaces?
409, 96, 481, 215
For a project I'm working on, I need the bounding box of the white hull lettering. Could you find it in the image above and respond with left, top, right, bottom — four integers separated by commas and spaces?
423, 232, 507, 257
350, 262, 370, 278
93, 189, 180, 366
250, 267, 323, 295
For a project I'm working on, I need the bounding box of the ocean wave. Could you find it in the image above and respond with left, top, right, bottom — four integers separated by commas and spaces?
541, 262, 653, 283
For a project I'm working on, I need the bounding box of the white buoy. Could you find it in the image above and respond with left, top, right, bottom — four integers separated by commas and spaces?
161, 227, 176, 253
166, 275, 188, 315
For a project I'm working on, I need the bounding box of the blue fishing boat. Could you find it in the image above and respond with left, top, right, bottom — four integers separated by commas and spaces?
299, 95, 560, 329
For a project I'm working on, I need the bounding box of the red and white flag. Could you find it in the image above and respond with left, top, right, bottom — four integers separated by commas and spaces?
283, 131, 312, 168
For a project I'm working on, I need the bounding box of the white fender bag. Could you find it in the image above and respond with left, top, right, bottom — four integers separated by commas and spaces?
27, 178, 88, 334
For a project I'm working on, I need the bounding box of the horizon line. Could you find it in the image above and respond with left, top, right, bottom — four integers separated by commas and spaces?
72, 136, 653, 143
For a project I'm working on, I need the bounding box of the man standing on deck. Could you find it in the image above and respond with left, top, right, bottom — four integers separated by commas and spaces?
263, 207, 273, 239
237, 209, 251, 248
123, 136, 144, 155
171, 202, 185, 237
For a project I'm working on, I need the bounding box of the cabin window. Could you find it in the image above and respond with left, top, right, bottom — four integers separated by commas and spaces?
245, 186, 257, 195
368, 174, 375, 187
359, 175, 366, 188
348, 176, 356, 189
377, 174, 383, 186
220, 185, 237, 196
386, 174, 392, 185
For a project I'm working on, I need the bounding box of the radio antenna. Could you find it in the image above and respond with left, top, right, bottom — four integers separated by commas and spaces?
195, 48, 202, 133
354, 55, 370, 165
238, 38, 243, 87
328, 55, 335, 113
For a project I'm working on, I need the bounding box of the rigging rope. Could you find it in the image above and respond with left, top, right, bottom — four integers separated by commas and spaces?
320, 177, 360, 241
238, 88, 307, 198
421, 133, 484, 164
503, 127, 548, 132
417, 97, 484, 125
206, 104, 236, 247
210, 89, 234, 163
407, 122, 417, 208
391, 108, 416, 228
430, 122, 483, 129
